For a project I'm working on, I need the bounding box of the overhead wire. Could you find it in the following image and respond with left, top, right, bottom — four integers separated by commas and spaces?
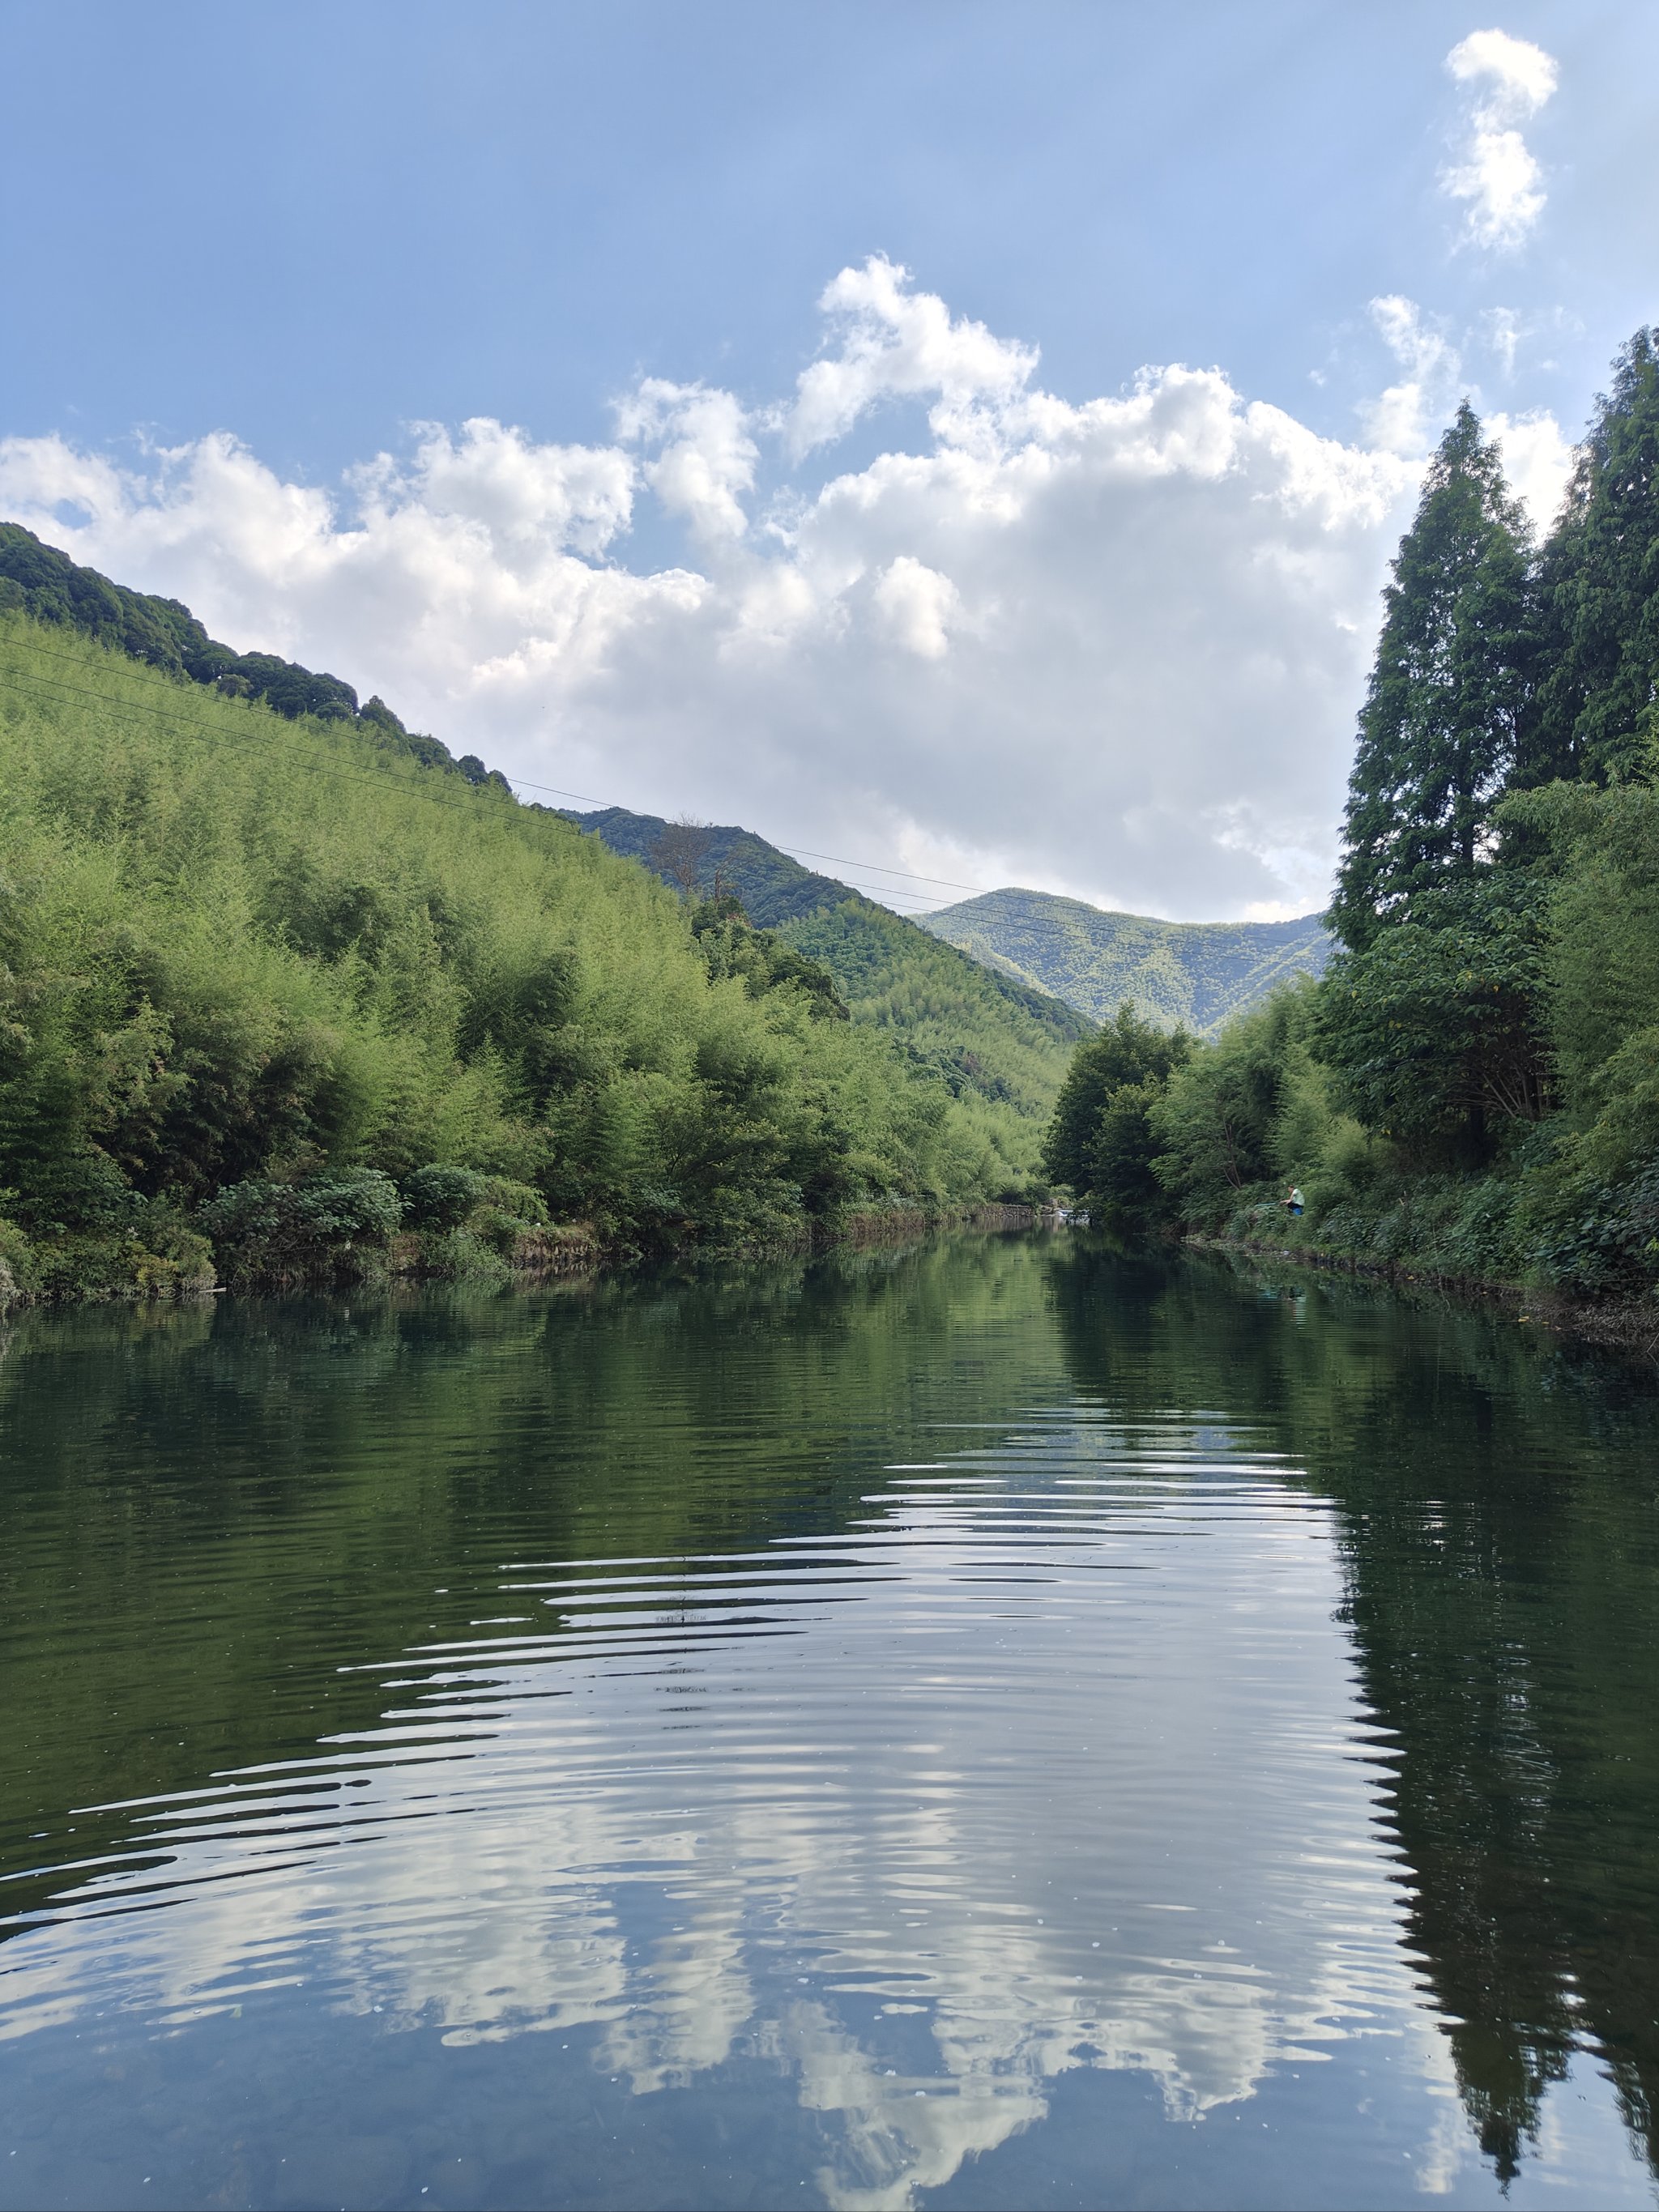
471, 769, 990, 896
0, 646, 978, 914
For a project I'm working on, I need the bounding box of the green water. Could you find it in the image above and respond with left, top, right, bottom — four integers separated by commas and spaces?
1, 1234, 1657, 2210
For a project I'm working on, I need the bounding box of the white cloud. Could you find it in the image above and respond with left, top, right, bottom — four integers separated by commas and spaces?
0, 262, 1420, 919
1482, 305, 1522, 378
1354, 300, 1574, 530
784, 254, 1038, 459
871, 556, 962, 659
1359, 295, 1461, 456
1441, 29, 1559, 252
615, 379, 757, 543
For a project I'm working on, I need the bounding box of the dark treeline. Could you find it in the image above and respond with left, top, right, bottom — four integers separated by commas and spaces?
1047, 327, 1659, 1309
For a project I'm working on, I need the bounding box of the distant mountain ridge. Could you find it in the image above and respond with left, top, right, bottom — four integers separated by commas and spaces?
564, 809, 855, 931
920, 889, 1331, 1034
566, 809, 1092, 1137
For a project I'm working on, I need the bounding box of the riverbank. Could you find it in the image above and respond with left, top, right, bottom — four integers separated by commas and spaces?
1190, 1230, 1659, 1359
0, 1202, 1042, 1311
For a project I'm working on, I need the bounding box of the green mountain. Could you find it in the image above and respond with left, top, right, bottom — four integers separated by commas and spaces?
0, 522, 1088, 1251
919, 889, 1331, 1033
569, 808, 1093, 1126
0, 581, 1056, 1302
0, 521, 507, 786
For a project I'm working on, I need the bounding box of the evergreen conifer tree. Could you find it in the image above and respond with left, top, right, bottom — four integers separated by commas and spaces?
1329, 403, 1533, 951
1525, 329, 1659, 787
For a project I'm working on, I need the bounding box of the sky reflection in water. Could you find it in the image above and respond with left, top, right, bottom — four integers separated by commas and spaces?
0, 1240, 1654, 2210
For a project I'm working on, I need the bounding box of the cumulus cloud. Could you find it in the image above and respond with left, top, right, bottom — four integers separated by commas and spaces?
0, 260, 1420, 919
1441, 28, 1559, 252
871, 556, 962, 660
1348, 292, 1572, 533
615, 379, 757, 543
784, 254, 1038, 458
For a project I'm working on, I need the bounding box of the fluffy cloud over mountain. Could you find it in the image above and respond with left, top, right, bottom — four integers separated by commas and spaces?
0, 260, 1438, 918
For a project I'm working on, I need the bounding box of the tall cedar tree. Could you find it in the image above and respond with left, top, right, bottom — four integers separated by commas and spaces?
1525, 328, 1659, 788
1329, 404, 1533, 951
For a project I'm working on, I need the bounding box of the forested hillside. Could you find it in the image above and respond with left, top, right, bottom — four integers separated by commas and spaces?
0, 522, 506, 787
571, 806, 1091, 1129
1047, 335, 1659, 1316
922, 889, 1330, 1032
567, 808, 852, 927
0, 612, 1041, 1305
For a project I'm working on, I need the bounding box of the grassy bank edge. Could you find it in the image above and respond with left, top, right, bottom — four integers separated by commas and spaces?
1187, 1231, 1659, 1361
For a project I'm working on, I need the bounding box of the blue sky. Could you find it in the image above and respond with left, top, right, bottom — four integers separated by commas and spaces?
2, 3, 1654, 917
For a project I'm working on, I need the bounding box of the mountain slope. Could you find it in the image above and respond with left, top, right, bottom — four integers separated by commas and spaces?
562, 808, 851, 929
0, 521, 508, 787
0, 609, 1056, 1296
920, 889, 1331, 1033
568, 809, 1092, 1131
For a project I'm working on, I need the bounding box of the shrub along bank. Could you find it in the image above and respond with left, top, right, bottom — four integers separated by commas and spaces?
1045, 330, 1659, 1321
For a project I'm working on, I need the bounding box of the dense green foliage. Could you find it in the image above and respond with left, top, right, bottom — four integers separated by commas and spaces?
1527, 329, 1659, 786
1047, 327, 1659, 1307
1040, 1004, 1192, 1226
921, 887, 1329, 1032
573, 805, 1092, 1144
0, 615, 1037, 1301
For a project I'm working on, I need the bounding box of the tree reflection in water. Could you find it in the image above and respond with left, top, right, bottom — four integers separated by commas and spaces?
1050, 1243, 1659, 2184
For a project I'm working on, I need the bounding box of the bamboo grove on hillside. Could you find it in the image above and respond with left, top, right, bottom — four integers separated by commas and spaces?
1046, 327, 1659, 1306
0, 611, 1047, 1301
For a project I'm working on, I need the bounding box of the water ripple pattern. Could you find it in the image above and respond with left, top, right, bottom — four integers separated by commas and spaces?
1, 1245, 1654, 2210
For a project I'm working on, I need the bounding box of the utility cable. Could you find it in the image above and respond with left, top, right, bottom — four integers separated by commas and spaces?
4, 643, 983, 908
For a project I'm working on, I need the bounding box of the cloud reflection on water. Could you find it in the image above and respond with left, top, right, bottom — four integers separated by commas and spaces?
2, 1426, 1467, 2207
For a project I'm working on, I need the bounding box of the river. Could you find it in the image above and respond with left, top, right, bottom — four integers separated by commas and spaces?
1, 1233, 1656, 2210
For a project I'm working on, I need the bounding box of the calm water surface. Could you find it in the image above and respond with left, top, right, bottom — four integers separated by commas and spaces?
2, 1234, 1657, 2210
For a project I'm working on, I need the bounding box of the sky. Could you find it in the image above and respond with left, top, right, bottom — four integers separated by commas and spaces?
1, 2, 1655, 919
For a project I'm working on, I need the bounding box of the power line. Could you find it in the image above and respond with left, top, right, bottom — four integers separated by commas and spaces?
8, 640, 980, 902
773, 846, 983, 895
1, 651, 957, 916
6, 639, 983, 908
2, 663, 509, 825
504, 778, 986, 897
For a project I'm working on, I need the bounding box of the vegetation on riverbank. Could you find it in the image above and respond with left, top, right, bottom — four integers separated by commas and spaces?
0, 606, 1045, 1305
1047, 328, 1659, 1315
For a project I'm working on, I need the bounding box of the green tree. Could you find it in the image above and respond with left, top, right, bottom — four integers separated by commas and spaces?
1313, 877, 1551, 1157
1042, 1004, 1191, 1217
1330, 404, 1534, 951
1152, 984, 1328, 1218
1525, 329, 1659, 788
